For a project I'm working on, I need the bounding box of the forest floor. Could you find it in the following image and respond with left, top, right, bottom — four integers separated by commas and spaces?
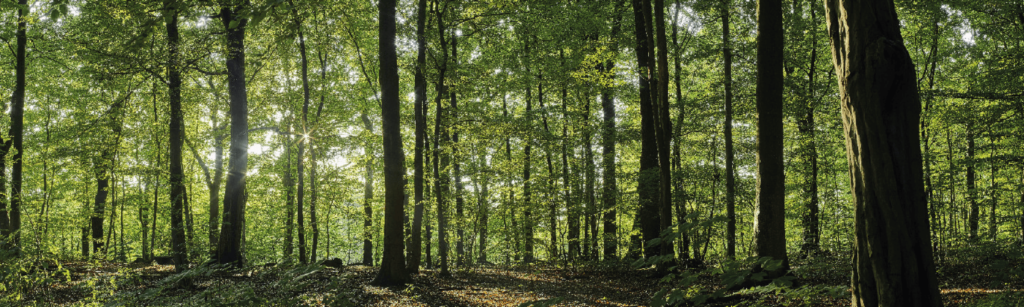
6, 248, 1024, 306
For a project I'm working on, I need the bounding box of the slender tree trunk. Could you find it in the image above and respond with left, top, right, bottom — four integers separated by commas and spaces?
670, 0, 689, 260
477, 155, 490, 263
523, 41, 535, 263
310, 144, 319, 262
371, 0, 409, 284
563, 80, 578, 261
166, 0, 188, 268
216, 5, 250, 266
967, 124, 979, 240
824, 0, 943, 304
600, 1, 627, 261
722, 0, 736, 260
654, 0, 674, 261
504, 95, 519, 262
799, 0, 820, 256
539, 77, 557, 261
987, 136, 997, 240
408, 0, 428, 274
283, 130, 295, 260
451, 33, 465, 266
362, 142, 374, 265
7, 0, 27, 251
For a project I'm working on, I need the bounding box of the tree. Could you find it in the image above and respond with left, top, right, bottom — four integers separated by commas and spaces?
165, 0, 188, 269
407, 0, 428, 274
216, 3, 250, 267
653, 0, 674, 260
753, 0, 788, 276
823, 0, 943, 304
370, 0, 409, 286
721, 0, 736, 260
6, 0, 28, 252
631, 0, 661, 260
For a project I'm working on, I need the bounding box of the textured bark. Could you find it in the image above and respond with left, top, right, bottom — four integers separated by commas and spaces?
753, 0, 789, 276
722, 0, 736, 260
824, 0, 943, 305
371, 0, 409, 284
215, 5, 250, 266
654, 0, 674, 260
632, 0, 661, 260
166, 0, 188, 268
8, 0, 27, 250
408, 0, 428, 274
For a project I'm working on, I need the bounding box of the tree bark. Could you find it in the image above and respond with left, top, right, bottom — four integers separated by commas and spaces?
824, 0, 943, 304
215, 4, 250, 266
753, 0, 789, 276
632, 0, 661, 260
722, 0, 736, 260
166, 0, 189, 269
654, 0, 674, 261
451, 33, 465, 267
371, 0, 409, 284
967, 124, 979, 240
7, 0, 27, 251
408, 0, 428, 274
523, 40, 535, 263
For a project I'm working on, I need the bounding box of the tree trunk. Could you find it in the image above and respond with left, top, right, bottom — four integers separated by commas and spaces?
654, 0, 674, 261
408, 0, 428, 274
8, 0, 27, 251
670, 0, 689, 260
363, 140, 374, 265
451, 33, 465, 267
283, 130, 295, 260
722, 0, 736, 260
215, 5, 250, 266
523, 41, 535, 263
166, 0, 188, 269
478, 156, 490, 263
967, 124, 979, 240
564, 81, 578, 261
753, 0, 789, 276
371, 0, 409, 284
631, 0, 661, 260
824, 0, 943, 304
310, 144, 319, 262
539, 76, 557, 261
799, 0, 820, 256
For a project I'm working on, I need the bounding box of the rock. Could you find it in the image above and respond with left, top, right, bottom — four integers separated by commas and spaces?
319, 258, 344, 268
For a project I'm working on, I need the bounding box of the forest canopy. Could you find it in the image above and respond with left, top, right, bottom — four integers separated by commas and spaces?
0, 0, 1022, 306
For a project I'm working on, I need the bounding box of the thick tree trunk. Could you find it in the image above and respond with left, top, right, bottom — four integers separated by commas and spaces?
824, 0, 943, 304
408, 0, 428, 274
93, 168, 110, 254
215, 5, 250, 266
722, 0, 736, 260
371, 0, 409, 284
632, 0, 661, 260
753, 0, 789, 276
166, 0, 189, 268
8, 0, 27, 250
